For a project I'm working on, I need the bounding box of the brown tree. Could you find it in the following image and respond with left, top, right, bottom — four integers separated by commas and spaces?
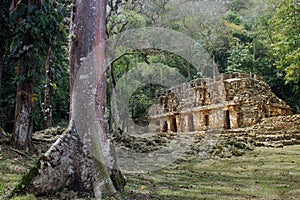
15, 0, 124, 198
12, 50, 34, 151
11, 0, 37, 151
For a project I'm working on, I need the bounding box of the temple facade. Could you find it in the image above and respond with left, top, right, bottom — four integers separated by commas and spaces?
148, 73, 292, 133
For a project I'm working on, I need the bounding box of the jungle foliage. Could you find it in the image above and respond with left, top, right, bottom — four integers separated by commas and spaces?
0, 0, 299, 137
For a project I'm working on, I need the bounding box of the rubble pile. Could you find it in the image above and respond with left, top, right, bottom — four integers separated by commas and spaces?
219, 114, 300, 150
224, 75, 291, 127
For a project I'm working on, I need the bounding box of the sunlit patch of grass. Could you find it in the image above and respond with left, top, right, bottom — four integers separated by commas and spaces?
122, 145, 300, 200
1, 144, 300, 199
0, 177, 5, 195
10, 194, 37, 200
0, 146, 35, 199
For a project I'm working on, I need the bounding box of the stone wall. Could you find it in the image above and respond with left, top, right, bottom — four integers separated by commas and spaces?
224, 75, 292, 127
149, 73, 292, 132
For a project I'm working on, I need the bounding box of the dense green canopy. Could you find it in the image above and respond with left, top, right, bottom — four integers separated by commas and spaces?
0, 0, 299, 137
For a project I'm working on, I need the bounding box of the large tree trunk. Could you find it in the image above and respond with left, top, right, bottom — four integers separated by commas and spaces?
14, 129, 117, 198
16, 0, 124, 198
93, 0, 125, 191
94, 0, 125, 190
69, 0, 124, 195
43, 48, 53, 129
12, 55, 34, 151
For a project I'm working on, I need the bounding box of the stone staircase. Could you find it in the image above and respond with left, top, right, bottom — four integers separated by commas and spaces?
222, 114, 300, 148
187, 114, 300, 158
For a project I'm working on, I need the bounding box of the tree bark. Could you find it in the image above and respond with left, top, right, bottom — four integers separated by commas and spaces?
17, 0, 124, 198
43, 48, 53, 129
69, 0, 99, 118
14, 129, 118, 198
12, 0, 40, 151
69, 0, 124, 195
94, 0, 125, 191
12, 55, 34, 151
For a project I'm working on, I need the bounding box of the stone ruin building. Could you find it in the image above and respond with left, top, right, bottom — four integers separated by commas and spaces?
148, 73, 292, 133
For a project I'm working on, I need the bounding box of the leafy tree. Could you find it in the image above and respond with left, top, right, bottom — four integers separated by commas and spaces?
269, 0, 300, 112
227, 42, 253, 73
0, 0, 16, 131
0, 0, 71, 135
223, 0, 300, 112
7, 0, 71, 150
0, 0, 12, 90
270, 0, 300, 84
162, 0, 233, 73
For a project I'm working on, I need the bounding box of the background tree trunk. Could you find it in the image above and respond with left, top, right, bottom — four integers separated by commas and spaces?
109, 63, 122, 139
43, 48, 53, 129
122, 63, 130, 132
12, 55, 34, 151
12, 0, 39, 151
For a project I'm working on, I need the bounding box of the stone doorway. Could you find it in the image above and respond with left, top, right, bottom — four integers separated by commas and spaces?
224, 110, 230, 129
204, 115, 209, 127
170, 117, 177, 132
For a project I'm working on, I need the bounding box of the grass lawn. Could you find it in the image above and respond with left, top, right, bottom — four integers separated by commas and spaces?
121, 145, 300, 200
1, 145, 300, 199
0, 145, 36, 200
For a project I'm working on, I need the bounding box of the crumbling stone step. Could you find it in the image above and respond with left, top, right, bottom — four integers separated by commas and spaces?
255, 134, 286, 141
255, 130, 285, 135
254, 141, 284, 148
282, 139, 300, 146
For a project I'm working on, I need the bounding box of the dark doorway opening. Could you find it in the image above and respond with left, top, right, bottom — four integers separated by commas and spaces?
170, 117, 177, 132
204, 115, 209, 127
224, 110, 230, 129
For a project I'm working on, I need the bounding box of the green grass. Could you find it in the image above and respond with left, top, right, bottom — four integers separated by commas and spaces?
1, 145, 300, 199
0, 146, 34, 200
10, 194, 36, 200
121, 145, 300, 200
